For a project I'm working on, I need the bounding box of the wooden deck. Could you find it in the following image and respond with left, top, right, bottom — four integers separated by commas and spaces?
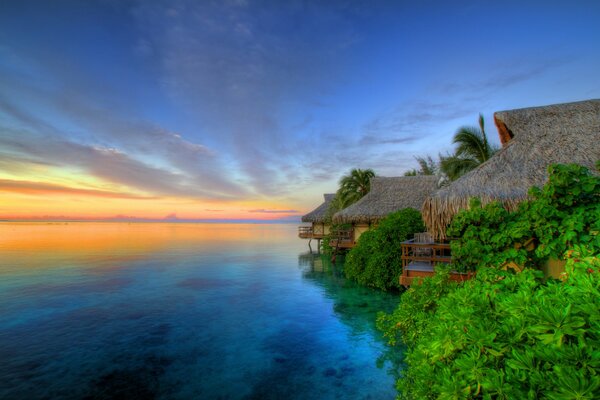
329, 229, 355, 249
399, 238, 472, 286
298, 226, 326, 239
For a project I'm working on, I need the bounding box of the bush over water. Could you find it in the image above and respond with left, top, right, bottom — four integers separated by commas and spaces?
344, 208, 424, 291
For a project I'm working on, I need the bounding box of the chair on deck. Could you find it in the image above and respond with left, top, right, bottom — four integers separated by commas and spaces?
413, 232, 434, 260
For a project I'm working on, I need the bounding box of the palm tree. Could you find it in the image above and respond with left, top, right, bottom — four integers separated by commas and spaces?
404, 155, 438, 176
440, 114, 498, 181
336, 168, 376, 208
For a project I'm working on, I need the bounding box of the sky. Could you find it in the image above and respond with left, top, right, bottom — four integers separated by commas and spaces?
1, 0, 599, 221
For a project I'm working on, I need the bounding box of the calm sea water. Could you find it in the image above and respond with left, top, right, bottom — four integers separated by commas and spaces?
0, 223, 401, 399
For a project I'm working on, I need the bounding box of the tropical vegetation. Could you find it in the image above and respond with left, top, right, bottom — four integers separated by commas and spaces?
404, 155, 439, 177
379, 255, 600, 399
404, 114, 499, 182
440, 114, 498, 180
377, 163, 600, 399
331, 168, 376, 212
321, 168, 376, 253
448, 163, 600, 272
344, 208, 424, 291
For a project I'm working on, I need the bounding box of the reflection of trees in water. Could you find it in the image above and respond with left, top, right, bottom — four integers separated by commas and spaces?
297, 251, 405, 378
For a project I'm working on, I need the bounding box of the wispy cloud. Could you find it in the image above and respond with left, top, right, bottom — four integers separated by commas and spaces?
0, 179, 157, 199
248, 209, 300, 214
434, 58, 570, 95
131, 0, 362, 196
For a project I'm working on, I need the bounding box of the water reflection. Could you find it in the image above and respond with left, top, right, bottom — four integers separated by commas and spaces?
298, 251, 404, 377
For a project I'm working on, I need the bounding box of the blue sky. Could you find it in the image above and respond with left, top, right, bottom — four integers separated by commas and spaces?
1, 0, 599, 219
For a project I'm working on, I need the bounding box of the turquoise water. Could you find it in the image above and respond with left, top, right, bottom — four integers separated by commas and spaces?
0, 223, 401, 399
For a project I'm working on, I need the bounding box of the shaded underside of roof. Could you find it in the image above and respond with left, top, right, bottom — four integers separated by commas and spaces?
423, 99, 600, 239
301, 193, 336, 223
332, 176, 439, 224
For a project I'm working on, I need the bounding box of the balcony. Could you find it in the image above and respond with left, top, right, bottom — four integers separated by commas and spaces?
329, 229, 355, 249
400, 235, 472, 286
298, 225, 327, 239
298, 226, 314, 239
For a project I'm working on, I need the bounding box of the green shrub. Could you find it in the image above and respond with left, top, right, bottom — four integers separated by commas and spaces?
344, 208, 424, 291
377, 264, 457, 347
391, 251, 600, 399
378, 163, 600, 399
448, 163, 600, 272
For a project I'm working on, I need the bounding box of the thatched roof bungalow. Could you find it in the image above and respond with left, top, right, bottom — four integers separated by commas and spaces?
423, 99, 600, 240
333, 176, 439, 225
301, 193, 335, 223
299, 193, 335, 239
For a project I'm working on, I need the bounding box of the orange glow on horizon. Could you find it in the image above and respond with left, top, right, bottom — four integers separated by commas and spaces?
0, 167, 308, 221
0, 189, 303, 221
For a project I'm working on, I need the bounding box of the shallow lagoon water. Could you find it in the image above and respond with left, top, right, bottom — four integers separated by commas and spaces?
0, 223, 401, 399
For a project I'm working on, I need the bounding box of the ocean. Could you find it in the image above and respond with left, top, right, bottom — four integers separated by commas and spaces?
0, 222, 401, 399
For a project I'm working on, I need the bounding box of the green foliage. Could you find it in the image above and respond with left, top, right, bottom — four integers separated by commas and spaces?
336, 168, 376, 208
378, 162, 600, 399
377, 265, 457, 347
439, 114, 499, 181
344, 208, 424, 291
448, 163, 600, 272
404, 155, 439, 177
390, 255, 600, 399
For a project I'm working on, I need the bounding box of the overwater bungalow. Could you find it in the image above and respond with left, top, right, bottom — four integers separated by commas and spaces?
299, 193, 335, 248
403, 99, 600, 285
331, 176, 439, 250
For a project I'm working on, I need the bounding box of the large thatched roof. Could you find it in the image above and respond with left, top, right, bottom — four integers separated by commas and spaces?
301, 193, 336, 223
332, 176, 439, 224
423, 99, 600, 240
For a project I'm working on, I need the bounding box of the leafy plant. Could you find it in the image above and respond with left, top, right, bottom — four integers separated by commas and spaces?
384, 256, 600, 399
377, 265, 457, 347
448, 163, 600, 272
378, 162, 600, 399
440, 114, 499, 181
344, 208, 424, 291
336, 168, 376, 209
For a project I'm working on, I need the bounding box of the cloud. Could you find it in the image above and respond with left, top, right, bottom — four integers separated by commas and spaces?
435, 58, 569, 95
0, 179, 157, 199
130, 1, 362, 195
0, 126, 243, 200
247, 209, 300, 214
0, 82, 248, 200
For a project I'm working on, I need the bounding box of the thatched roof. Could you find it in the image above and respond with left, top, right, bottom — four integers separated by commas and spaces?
301, 193, 336, 223
423, 99, 600, 240
332, 176, 439, 224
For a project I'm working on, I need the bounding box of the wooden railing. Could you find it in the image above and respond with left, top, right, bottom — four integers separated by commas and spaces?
400, 239, 452, 269
400, 237, 473, 286
298, 226, 313, 238
329, 229, 354, 248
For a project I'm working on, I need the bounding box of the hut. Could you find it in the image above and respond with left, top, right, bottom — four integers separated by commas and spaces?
331, 176, 439, 248
422, 99, 600, 241
299, 193, 335, 242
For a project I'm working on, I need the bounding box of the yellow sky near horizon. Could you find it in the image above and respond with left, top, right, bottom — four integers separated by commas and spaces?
0, 167, 304, 221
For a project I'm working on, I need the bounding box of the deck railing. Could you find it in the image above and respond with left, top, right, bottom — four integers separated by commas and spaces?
400, 239, 452, 269
329, 229, 355, 248
298, 226, 313, 238
400, 237, 473, 286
